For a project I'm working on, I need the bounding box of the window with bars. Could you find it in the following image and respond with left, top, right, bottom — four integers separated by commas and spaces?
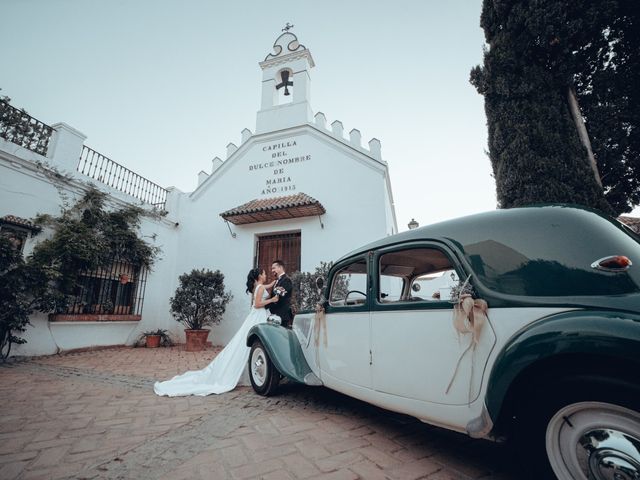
64, 259, 148, 316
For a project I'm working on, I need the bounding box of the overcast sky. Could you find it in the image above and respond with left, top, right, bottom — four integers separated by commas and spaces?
2, 0, 636, 229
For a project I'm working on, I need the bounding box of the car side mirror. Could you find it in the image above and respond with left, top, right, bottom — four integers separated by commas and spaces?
315, 277, 324, 290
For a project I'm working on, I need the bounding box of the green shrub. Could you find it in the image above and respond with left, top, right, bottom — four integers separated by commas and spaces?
0, 237, 52, 360
290, 261, 340, 313
170, 269, 232, 330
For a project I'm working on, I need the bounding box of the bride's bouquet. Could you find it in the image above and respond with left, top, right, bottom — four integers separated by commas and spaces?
267, 314, 282, 325
273, 286, 287, 297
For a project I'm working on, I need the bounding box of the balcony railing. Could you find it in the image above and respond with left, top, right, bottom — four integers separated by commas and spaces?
0, 99, 53, 156
78, 145, 168, 208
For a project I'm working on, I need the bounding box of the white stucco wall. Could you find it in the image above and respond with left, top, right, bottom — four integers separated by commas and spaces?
1, 118, 396, 354
177, 124, 394, 344
0, 38, 397, 356
0, 137, 180, 355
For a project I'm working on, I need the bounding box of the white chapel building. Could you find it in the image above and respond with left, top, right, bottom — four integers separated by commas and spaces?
0, 31, 397, 356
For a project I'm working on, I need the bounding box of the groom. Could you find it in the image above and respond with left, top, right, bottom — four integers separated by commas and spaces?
268, 259, 294, 329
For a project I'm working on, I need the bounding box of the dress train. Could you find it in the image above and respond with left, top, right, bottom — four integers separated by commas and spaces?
154, 291, 268, 397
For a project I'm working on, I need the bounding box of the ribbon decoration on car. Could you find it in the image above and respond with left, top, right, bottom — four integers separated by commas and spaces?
445, 294, 489, 399
314, 303, 328, 347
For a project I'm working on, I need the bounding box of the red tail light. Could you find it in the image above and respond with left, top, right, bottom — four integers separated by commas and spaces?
591, 255, 633, 271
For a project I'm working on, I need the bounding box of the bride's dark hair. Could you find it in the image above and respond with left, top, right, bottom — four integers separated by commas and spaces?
245, 268, 262, 294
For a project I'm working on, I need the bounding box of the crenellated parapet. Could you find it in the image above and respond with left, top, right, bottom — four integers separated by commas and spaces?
204, 114, 384, 187
315, 112, 383, 161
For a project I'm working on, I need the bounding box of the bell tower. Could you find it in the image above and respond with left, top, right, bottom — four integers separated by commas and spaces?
256, 26, 315, 134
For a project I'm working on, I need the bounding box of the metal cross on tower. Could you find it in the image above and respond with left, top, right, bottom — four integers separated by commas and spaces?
282, 22, 294, 32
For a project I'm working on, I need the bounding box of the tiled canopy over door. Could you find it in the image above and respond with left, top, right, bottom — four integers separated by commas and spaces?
257, 232, 301, 279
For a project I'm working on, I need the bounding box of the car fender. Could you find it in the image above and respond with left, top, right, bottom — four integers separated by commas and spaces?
246, 323, 322, 386
485, 310, 640, 422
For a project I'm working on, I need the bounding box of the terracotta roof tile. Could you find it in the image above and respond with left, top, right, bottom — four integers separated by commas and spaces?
221, 193, 325, 225
0, 215, 39, 231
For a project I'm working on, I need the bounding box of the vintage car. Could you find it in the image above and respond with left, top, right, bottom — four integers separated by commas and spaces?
246, 205, 640, 479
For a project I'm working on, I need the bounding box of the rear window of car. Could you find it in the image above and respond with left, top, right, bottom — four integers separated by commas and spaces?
459, 210, 640, 297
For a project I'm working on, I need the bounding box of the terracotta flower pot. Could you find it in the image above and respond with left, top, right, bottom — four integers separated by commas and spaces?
145, 334, 161, 348
185, 329, 210, 352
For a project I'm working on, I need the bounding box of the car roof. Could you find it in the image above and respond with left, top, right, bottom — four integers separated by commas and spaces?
337, 204, 627, 263
334, 204, 640, 310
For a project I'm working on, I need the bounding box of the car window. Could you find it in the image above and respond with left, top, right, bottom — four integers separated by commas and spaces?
378, 248, 458, 303
412, 269, 460, 301
329, 259, 368, 307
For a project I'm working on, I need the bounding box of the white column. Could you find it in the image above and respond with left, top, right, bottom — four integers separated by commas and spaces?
197, 170, 209, 186
368, 138, 382, 160
226, 143, 238, 158
164, 186, 184, 216
292, 70, 311, 105
314, 112, 327, 129
211, 156, 223, 174
331, 120, 344, 138
48, 122, 87, 173
261, 79, 276, 110
349, 129, 362, 147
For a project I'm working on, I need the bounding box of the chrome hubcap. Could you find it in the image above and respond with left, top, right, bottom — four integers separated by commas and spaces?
251, 347, 267, 387
547, 402, 640, 480
582, 429, 640, 480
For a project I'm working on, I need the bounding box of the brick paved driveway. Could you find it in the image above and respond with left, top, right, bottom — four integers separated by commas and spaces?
1, 347, 516, 480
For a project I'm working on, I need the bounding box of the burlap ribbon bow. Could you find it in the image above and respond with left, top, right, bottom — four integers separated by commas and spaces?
446, 294, 489, 397
314, 303, 328, 347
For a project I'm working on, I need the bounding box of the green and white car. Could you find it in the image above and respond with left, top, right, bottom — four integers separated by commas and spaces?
246, 205, 640, 479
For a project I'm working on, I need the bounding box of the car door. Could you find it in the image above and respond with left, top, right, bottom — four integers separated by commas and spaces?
370, 243, 497, 406
317, 255, 372, 391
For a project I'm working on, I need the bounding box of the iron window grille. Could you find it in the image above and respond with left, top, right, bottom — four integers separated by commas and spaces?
64, 259, 148, 316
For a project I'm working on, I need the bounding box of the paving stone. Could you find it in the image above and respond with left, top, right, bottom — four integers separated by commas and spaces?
0, 347, 516, 480
196, 462, 232, 479
220, 444, 250, 468
230, 458, 284, 479
260, 469, 295, 480
392, 442, 437, 462
387, 457, 443, 480
430, 448, 495, 479
295, 439, 332, 460
357, 446, 402, 468
251, 443, 297, 463
315, 451, 364, 473
325, 436, 371, 455
29, 445, 71, 469
308, 469, 359, 480
426, 470, 472, 480
349, 459, 393, 480
282, 452, 322, 478
0, 433, 34, 454
0, 460, 31, 480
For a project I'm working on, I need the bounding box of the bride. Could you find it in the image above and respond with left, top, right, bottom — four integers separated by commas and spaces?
154, 268, 278, 396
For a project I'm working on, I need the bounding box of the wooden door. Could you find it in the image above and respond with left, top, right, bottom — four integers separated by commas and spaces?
257, 232, 301, 279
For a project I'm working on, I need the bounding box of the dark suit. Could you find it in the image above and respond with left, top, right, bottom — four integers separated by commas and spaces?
267, 274, 294, 328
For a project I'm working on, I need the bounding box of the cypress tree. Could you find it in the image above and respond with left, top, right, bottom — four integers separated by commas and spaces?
573, 0, 640, 213
470, 0, 638, 214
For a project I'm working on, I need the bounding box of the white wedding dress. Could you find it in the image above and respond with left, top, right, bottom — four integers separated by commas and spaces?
154, 288, 268, 396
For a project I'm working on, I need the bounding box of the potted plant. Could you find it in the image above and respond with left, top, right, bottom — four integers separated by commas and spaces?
170, 269, 232, 351
138, 328, 172, 348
